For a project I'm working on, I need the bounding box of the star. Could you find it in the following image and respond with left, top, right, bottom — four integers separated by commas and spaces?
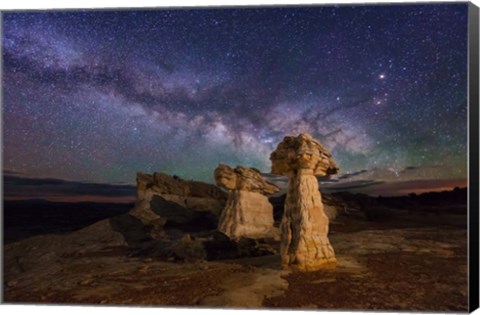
1, 4, 468, 195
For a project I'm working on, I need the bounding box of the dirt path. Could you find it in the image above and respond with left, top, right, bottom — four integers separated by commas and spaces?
200, 255, 289, 307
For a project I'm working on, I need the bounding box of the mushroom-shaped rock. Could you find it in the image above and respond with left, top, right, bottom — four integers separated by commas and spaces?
270, 133, 339, 271
270, 133, 339, 176
214, 164, 280, 239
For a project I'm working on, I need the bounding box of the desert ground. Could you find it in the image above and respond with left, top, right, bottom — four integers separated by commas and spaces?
3, 189, 468, 312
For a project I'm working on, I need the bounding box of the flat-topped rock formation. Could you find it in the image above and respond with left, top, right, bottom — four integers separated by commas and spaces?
214, 164, 280, 239
270, 133, 339, 271
130, 172, 227, 228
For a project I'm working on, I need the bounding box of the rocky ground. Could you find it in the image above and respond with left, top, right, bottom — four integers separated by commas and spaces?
3, 208, 468, 311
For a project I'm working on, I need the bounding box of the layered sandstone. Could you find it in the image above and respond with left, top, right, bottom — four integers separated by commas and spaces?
214, 164, 279, 239
130, 172, 227, 227
270, 133, 339, 271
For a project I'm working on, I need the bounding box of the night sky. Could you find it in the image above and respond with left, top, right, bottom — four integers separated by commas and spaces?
2, 4, 469, 200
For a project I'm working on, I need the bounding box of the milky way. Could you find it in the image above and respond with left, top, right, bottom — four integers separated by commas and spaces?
2, 4, 468, 190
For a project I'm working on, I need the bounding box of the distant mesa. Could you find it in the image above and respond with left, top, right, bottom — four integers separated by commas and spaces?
270, 133, 338, 272
214, 164, 280, 240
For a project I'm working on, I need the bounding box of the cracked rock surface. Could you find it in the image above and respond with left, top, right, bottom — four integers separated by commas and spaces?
270, 133, 338, 271
214, 164, 279, 239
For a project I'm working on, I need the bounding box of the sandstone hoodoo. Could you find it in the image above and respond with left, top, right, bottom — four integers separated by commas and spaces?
270, 133, 339, 271
214, 164, 280, 239
130, 172, 227, 228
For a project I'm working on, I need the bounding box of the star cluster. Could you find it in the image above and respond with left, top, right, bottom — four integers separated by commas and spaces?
2, 4, 468, 190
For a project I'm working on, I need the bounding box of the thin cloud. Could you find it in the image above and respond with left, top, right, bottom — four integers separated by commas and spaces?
337, 169, 369, 180
400, 166, 419, 173
322, 180, 385, 192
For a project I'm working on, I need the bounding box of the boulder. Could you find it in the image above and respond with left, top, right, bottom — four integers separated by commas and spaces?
270, 133, 338, 271
202, 231, 277, 261
171, 234, 207, 261
214, 165, 280, 239
137, 230, 277, 262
